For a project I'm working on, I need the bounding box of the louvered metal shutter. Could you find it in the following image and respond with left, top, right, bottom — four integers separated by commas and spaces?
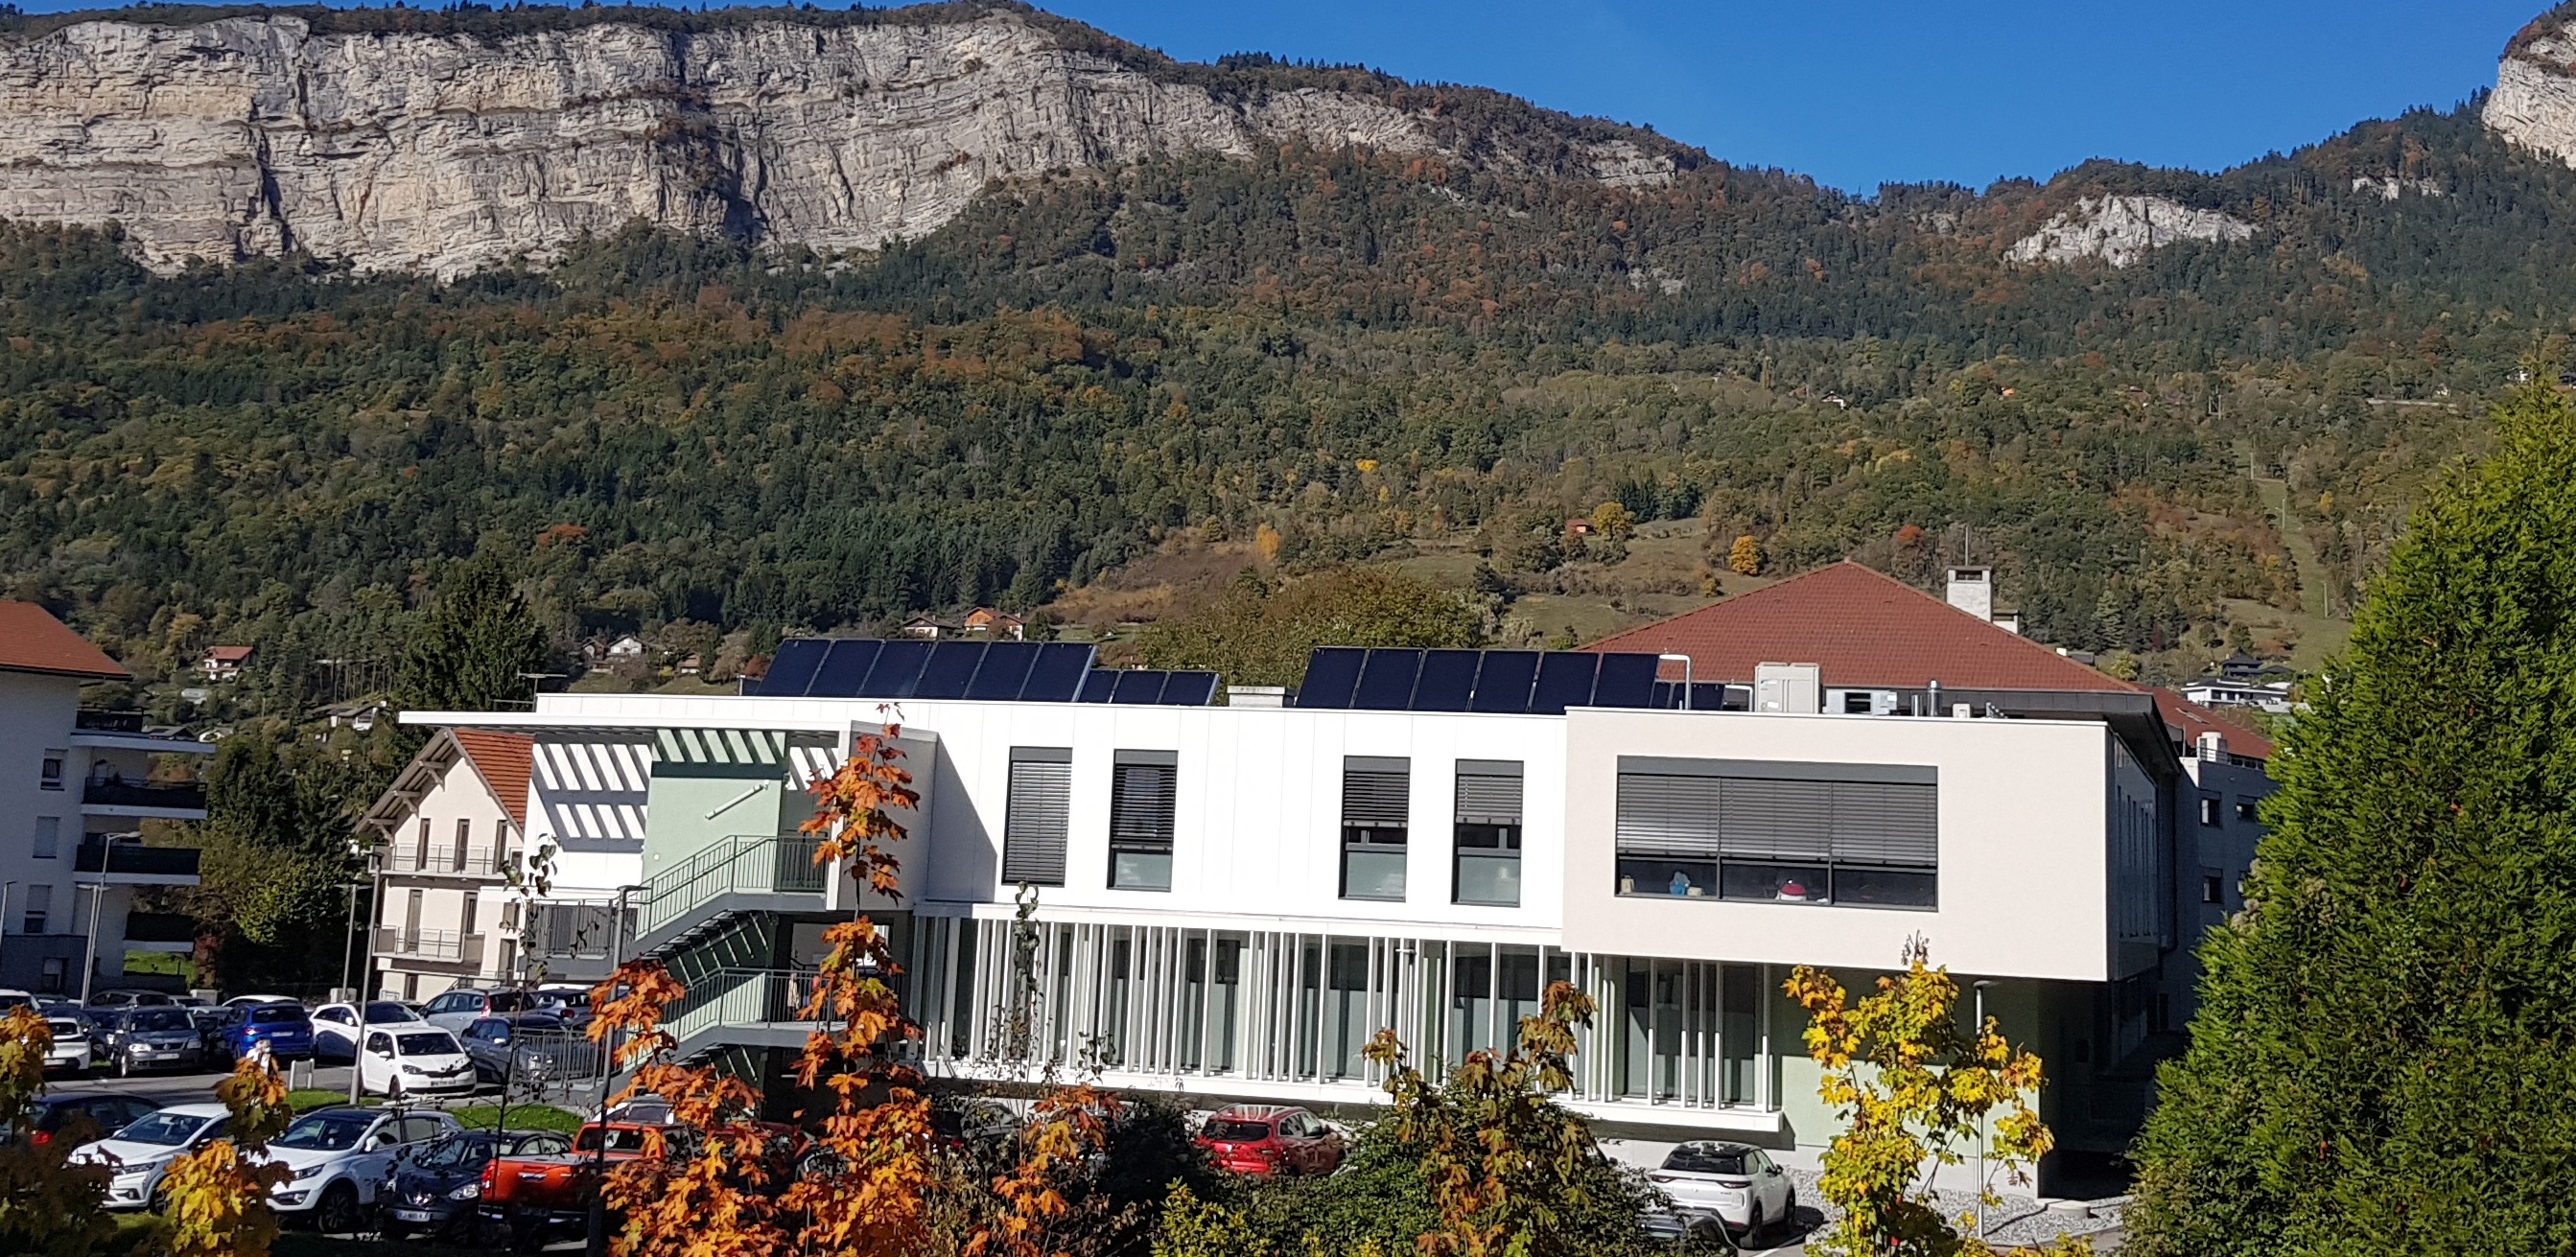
1002, 757, 1072, 885
1614, 775, 1724, 858
1827, 780, 1938, 865
1720, 777, 1836, 861
1110, 763, 1178, 850
1455, 774, 1523, 826
1342, 767, 1412, 827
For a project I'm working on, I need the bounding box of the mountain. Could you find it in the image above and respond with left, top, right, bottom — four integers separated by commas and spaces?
8, 2, 2576, 717
0, 2, 1681, 276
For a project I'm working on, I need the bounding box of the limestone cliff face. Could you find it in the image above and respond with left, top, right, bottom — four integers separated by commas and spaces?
2488, 8, 2576, 168
0, 10, 1675, 276
2003, 196, 2256, 268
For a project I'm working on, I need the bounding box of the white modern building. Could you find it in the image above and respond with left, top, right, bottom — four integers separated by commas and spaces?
404, 564, 2269, 1189
0, 602, 207, 997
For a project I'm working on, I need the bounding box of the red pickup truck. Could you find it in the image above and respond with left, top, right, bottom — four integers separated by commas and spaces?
477, 1122, 667, 1247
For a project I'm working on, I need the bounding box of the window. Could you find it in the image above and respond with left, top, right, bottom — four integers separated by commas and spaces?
30, 817, 57, 861
1453, 760, 1522, 906
2198, 796, 2221, 826
40, 752, 63, 791
414, 818, 431, 872
453, 818, 471, 871
2202, 872, 2226, 905
1341, 757, 1410, 900
1107, 751, 1177, 891
1002, 748, 1072, 887
2236, 797, 2260, 824
36, 958, 63, 994
1613, 758, 1938, 909
460, 892, 478, 938
21, 884, 50, 935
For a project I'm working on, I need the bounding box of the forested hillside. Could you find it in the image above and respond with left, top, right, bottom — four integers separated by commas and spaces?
0, 2, 2566, 717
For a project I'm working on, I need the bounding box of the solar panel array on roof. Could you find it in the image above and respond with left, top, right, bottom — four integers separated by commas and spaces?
1074, 669, 1221, 707
1294, 648, 1669, 713
745, 640, 1099, 701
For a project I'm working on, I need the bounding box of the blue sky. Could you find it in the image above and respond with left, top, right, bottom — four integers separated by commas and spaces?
11, 1, 2547, 190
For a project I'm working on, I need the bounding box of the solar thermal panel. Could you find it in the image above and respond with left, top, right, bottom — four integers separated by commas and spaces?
1297, 648, 1366, 709
859, 639, 933, 699
1528, 652, 1602, 714
1021, 642, 1097, 701
1077, 668, 1119, 703
1160, 672, 1220, 706
1110, 670, 1169, 704
912, 641, 987, 699
1411, 650, 1480, 711
756, 639, 829, 697
1466, 651, 1539, 713
963, 641, 1041, 700
1352, 650, 1422, 710
807, 640, 883, 697
1591, 653, 1661, 708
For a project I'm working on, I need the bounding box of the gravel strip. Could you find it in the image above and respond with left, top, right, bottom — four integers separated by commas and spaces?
1778, 1169, 2123, 1250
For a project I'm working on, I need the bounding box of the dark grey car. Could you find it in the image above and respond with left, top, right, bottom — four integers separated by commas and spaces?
97, 1006, 206, 1076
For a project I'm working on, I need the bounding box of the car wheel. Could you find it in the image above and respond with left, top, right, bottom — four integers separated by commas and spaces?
1745, 1205, 1764, 1247
117, 1052, 133, 1079
146, 1180, 171, 1216
314, 1181, 363, 1235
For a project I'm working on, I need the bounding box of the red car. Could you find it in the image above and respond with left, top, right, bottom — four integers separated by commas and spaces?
1195, 1105, 1345, 1176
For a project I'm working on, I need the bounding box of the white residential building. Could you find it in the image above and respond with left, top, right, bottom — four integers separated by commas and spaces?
0, 603, 208, 998
405, 565, 2266, 1191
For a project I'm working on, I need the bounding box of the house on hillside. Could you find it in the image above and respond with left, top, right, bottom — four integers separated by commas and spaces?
963, 608, 1025, 640
900, 617, 952, 640
199, 645, 254, 682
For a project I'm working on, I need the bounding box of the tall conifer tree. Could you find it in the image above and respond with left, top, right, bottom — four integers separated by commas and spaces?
2127, 380, 2576, 1253
395, 558, 550, 715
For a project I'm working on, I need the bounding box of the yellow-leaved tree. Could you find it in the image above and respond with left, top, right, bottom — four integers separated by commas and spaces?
154, 1051, 293, 1257
0, 1007, 114, 1257
1785, 941, 2077, 1257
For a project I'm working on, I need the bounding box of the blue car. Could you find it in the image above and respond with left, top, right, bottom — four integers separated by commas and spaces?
216, 1001, 315, 1062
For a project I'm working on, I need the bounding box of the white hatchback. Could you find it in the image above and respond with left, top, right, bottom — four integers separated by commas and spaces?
310, 999, 423, 1059
1649, 1141, 1797, 1243
42, 1014, 92, 1072
356, 1024, 476, 1099
70, 1102, 230, 1210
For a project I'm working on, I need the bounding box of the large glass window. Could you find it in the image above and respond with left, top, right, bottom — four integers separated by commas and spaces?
1324, 942, 1370, 1079
1341, 757, 1410, 900
1614, 759, 1938, 910
1108, 752, 1176, 891
1453, 760, 1522, 906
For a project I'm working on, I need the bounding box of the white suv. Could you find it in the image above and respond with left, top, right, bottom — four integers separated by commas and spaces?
257, 1106, 460, 1233
1648, 1140, 1797, 1243
70, 1102, 230, 1210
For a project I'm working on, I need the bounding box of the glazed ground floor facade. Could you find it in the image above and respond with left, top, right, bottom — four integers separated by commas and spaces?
891, 908, 2161, 1164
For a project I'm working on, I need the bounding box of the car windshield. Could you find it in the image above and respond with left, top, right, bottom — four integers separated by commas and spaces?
363, 1002, 411, 1024
1203, 1119, 1272, 1141
129, 1010, 191, 1033
1663, 1147, 1750, 1176
396, 1032, 458, 1057
276, 1112, 376, 1152
47, 1018, 81, 1036
116, 1113, 210, 1147
574, 1127, 651, 1153
248, 1007, 306, 1026
0, 994, 30, 1010
413, 1135, 495, 1171
488, 991, 529, 1013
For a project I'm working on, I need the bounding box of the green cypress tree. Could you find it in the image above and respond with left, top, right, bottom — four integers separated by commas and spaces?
394, 559, 552, 715
2126, 380, 2576, 1254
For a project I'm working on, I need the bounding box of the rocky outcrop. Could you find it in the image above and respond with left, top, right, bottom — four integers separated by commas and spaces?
2488, 7, 2576, 168
0, 9, 1674, 276
2003, 196, 2256, 268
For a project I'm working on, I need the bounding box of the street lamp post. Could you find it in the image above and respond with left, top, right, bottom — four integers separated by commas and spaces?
76, 881, 108, 1005
586, 884, 648, 1257
1974, 979, 1995, 1240
0, 881, 15, 988
347, 850, 383, 1105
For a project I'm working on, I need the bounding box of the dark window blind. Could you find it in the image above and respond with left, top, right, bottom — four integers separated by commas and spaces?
1003, 750, 1072, 885
1110, 761, 1178, 850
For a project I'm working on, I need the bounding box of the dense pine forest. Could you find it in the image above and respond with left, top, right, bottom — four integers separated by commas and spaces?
1, 5, 2569, 717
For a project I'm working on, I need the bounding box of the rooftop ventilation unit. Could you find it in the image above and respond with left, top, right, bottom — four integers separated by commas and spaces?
1753, 663, 1821, 714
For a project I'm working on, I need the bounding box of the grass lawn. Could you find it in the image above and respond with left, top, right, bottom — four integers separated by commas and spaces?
453, 1102, 582, 1133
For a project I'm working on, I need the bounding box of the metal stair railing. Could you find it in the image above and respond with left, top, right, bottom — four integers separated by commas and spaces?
637, 834, 829, 942
662, 968, 820, 1053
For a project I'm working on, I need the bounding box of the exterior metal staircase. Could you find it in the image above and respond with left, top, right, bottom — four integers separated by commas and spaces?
631, 834, 834, 1062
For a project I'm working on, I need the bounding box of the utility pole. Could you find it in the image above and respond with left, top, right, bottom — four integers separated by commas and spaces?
586, 884, 646, 1257
348, 850, 382, 1105
77, 881, 107, 1005
1974, 979, 1995, 1241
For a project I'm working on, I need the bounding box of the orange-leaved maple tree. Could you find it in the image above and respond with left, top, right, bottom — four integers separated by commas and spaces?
0, 1006, 114, 1256
589, 722, 941, 1257
155, 1050, 294, 1257
965, 1082, 1121, 1257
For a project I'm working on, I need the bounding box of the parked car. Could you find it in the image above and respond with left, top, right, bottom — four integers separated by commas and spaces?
255, 1106, 461, 1233
70, 1102, 231, 1210
478, 1121, 669, 1248
95, 1006, 207, 1076
310, 1000, 423, 1060
379, 1129, 573, 1242
0, 988, 37, 1013
356, 1025, 476, 1099
419, 988, 538, 1035
1645, 1141, 1796, 1244
458, 1013, 574, 1084
927, 1097, 1021, 1154
1195, 1105, 1346, 1176
42, 1013, 93, 1073
85, 989, 176, 1009
6, 1093, 160, 1148
221, 993, 299, 1010
214, 1001, 316, 1062
530, 984, 595, 1023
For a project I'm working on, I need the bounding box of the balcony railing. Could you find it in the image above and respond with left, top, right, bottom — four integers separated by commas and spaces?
82, 780, 207, 811
74, 710, 145, 733
74, 843, 202, 878
638, 834, 828, 940
375, 927, 485, 965
384, 844, 519, 876
664, 968, 820, 1050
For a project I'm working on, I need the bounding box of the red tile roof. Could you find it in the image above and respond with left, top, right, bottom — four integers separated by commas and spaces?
2149, 688, 2275, 761
1582, 562, 2129, 693
452, 730, 533, 831
202, 645, 255, 663
0, 602, 129, 681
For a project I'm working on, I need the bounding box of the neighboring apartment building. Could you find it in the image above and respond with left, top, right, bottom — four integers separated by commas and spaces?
0, 602, 207, 997
400, 565, 2271, 1189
